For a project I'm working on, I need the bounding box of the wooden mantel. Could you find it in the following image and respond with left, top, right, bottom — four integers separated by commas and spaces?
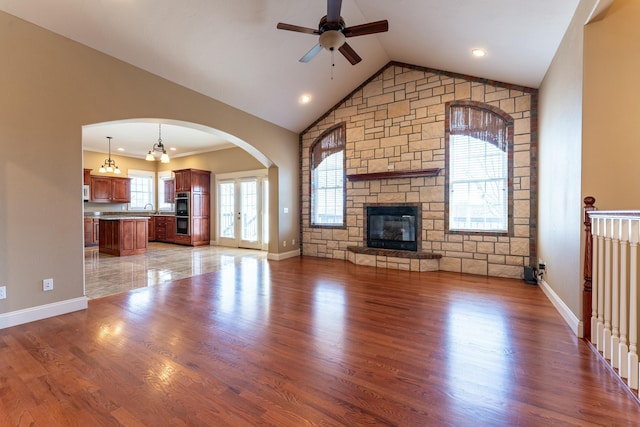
346, 168, 441, 182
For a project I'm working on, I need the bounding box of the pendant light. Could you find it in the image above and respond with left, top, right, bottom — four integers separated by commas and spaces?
146, 123, 170, 163
99, 136, 121, 174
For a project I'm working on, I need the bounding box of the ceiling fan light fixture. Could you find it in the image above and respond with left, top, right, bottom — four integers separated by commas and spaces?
319, 30, 345, 50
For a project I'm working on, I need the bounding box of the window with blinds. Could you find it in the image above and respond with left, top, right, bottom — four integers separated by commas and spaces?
448, 104, 511, 232
311, 124, 345, 227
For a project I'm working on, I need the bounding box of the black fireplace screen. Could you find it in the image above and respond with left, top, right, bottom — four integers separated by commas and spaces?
366, 205, 418, 251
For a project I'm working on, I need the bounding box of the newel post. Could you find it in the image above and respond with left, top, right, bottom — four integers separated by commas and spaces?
583, 196, 596, 341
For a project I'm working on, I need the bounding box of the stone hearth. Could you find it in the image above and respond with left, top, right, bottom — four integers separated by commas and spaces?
346, 246, 442, 272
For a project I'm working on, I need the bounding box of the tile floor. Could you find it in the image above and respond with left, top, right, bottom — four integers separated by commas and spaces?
84, 242, 266, 299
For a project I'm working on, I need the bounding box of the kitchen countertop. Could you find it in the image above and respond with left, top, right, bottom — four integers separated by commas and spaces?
84, 212, 175, 217
98, 216, 150, 221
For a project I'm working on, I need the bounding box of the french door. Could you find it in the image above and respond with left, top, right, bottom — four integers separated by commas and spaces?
218, 175, 268, 250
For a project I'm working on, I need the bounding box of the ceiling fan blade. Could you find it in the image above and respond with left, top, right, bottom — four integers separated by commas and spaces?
338, 42, 362, 65
300, 43, 323, 63
327, 0, 342, 23
277, 22, 319, 35
343, 20, 389, 37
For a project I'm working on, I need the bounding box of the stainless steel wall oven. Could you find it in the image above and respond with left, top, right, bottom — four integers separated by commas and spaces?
175, 192, 190, 235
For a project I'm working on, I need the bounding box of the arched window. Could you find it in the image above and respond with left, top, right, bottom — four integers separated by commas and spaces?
447, 103, 512, 232
310, 123, 345, 227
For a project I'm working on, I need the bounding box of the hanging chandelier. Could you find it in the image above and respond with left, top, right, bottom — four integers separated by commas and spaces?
145, 123, 170, 163
98, 136, 121, 174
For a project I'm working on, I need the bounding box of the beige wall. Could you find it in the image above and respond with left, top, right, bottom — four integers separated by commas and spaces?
0, 12, 298, 319
301, 64, 536, 278
583, 0, 640, 209
537, 0, 597, 326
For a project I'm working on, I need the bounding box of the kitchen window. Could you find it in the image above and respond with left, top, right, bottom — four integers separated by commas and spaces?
157, 170, 173, 211
128, 169, 155, 211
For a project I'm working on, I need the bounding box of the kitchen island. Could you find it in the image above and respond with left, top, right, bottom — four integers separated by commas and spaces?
99, 217, 149, 256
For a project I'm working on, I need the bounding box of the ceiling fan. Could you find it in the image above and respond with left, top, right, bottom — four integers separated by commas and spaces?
276, 0, 388, 65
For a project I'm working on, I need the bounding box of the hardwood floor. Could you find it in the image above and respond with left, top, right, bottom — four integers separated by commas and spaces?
1, 256, 639, 426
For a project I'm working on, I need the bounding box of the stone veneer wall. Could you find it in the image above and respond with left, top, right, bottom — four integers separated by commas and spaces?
300, 62, 537, 278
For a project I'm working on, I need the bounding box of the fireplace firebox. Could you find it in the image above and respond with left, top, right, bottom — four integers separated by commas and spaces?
366, 205, 419, 251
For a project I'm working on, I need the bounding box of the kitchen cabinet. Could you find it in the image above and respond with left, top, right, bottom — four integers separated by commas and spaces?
99, 217, 148, 256
172, 168, 211, 246
90, 176, 131, 203
174, 170, 191, 193
148, 216, 156, 241
83, 168, 92, 185
84, 217, 99, 247
164, 178, 175, 204
154, 216, 175, 243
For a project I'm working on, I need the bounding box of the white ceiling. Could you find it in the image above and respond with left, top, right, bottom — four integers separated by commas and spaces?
1, 0, 582, 158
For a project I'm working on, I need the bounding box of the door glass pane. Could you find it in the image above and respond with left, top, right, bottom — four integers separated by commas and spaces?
241, 180, 258, 242
262, 179, 269, 244
219, 182, 235, 239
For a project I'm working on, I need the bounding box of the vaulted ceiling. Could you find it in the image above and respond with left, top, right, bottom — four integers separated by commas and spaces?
1, 0, 583, 156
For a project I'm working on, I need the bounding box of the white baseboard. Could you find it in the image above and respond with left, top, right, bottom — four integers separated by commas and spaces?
538, 278, 581, 337
0, 297, 88, 330
267, 249, 300, 261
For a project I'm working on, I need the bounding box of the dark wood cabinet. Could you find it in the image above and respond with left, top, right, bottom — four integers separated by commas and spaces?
174, 170, 191, 193
153, 216, 175, 243
164, 178, 175, 204
111, 177, 131, 203
172, 169, 211, 246
90, 176, 131, 203
84, 217, 100, 247
83, 168, 92, 185
99, 218, 148, 256
148, 216, 156, 241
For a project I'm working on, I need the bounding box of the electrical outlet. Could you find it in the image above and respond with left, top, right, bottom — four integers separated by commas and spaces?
292, 239, 296, 245
538, 262, 546, 271
0, 286, 6, 300
43, 278, 54, 291
283, 240, 287, 247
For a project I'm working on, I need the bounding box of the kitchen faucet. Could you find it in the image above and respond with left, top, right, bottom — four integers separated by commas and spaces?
144, 203, 154, 211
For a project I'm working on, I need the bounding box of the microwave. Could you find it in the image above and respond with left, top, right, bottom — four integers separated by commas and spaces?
83, 185, 90, 202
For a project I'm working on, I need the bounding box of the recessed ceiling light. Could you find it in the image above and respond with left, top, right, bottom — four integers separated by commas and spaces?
299, 94, 312, 104
117, 147, 125, 151
472, 48, 486, 57
170, 147, 177, 151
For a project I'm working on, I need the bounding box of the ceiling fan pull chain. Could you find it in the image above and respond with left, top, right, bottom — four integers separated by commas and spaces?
331, 49, 335, 80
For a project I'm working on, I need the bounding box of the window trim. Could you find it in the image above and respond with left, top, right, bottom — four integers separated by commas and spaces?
444, 101, 514, 236
309, 122, 347, 229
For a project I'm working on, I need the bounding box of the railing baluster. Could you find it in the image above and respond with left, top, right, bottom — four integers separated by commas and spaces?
619, 219, 629, 379
603, 218, 612, 359
611, 218, 620, 368
597, 218, 605, 351
628, 219, 639, 390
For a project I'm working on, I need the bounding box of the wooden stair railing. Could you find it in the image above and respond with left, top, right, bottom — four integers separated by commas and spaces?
585, 200, 640, 395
